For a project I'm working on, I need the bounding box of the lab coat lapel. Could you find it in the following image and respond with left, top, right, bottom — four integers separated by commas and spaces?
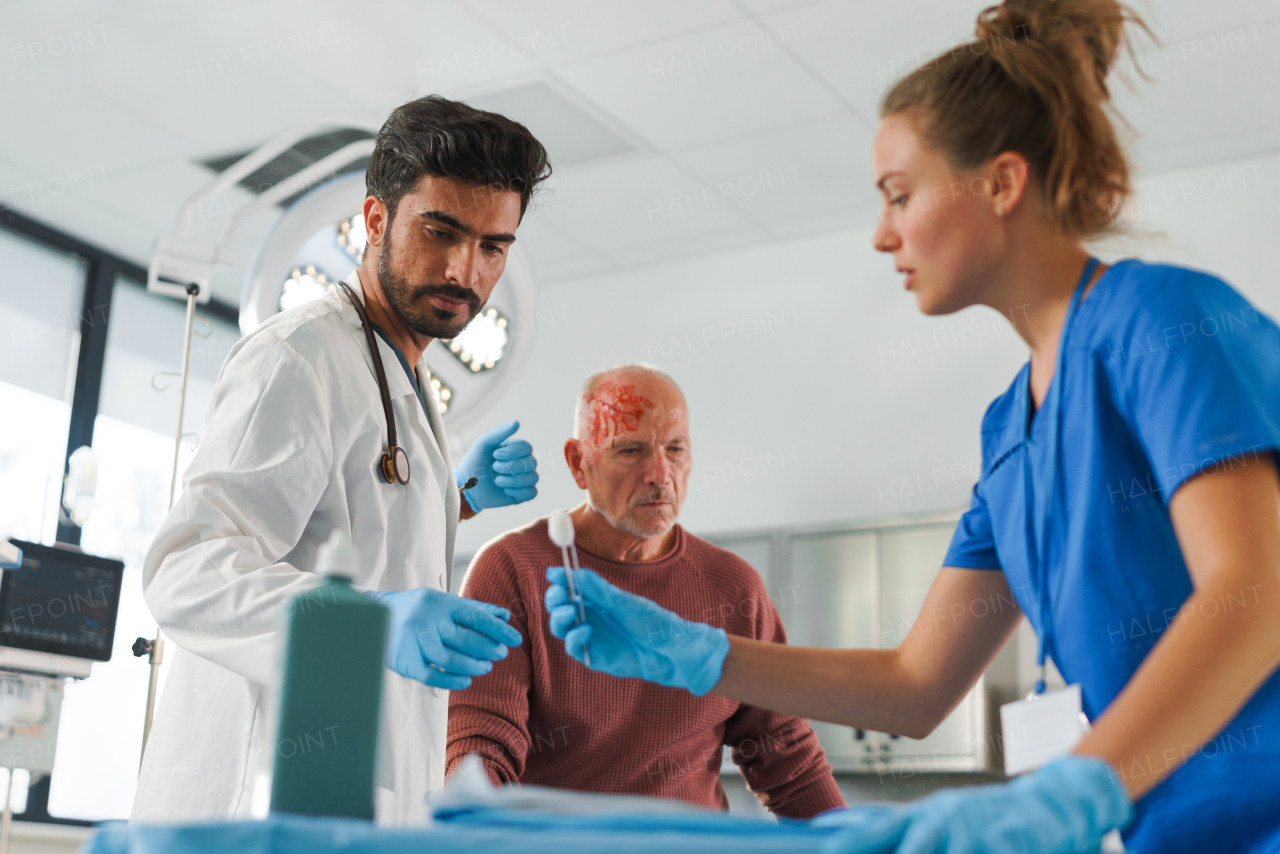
336, 273, 458, 589
414, 351, 457, 589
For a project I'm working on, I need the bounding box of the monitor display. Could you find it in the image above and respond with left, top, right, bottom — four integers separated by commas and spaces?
0, 540, 124, 662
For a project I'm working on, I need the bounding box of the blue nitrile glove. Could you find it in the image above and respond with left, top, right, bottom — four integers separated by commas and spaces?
455, 420, 539, 512
366, 589, 523, 690
544, 566, 729, 696
819, 755, 1133, 854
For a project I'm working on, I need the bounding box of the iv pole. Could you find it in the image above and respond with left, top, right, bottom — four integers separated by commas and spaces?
132, 281, 201, 764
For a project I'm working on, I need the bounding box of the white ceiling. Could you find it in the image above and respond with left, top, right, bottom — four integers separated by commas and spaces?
3, 0, 1278, 306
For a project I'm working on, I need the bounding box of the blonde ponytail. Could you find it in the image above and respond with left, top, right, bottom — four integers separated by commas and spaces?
882, 0, 1150, 237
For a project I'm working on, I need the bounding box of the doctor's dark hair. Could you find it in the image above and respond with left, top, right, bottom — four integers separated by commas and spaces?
366, 95, 552, 223
880, 0, 1150, 237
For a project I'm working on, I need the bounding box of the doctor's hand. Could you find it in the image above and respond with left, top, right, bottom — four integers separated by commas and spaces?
455, 420, 539, 512
817, 755, 1132, 854
366, 589, 523, 690
544, 566, 729, 696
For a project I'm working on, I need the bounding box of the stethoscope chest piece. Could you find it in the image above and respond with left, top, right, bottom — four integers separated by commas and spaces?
382, 445, 411, 485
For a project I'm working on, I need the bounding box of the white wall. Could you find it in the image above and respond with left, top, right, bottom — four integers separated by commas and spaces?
454, 149, 1280, 556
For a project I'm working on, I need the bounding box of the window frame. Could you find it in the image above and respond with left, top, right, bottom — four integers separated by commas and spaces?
0, 204, 238, 825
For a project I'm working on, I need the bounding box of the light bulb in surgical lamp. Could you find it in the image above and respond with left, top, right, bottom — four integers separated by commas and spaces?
279, 265, 334, 312
424, 367, 454, 415
336, 214, 367, 259
441, 307, 508, 373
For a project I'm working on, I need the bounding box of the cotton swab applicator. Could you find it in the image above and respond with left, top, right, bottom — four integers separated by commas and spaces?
548, 511, 591, 668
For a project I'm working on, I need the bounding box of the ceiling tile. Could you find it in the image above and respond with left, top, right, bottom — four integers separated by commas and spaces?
604, 220, 773, 269
670, 113, 875, 230
464, 0, 745, 65
4, 0, 1276, 315
296, 0, 544, 108
1133, 0, 1280, 40
512, 212, 613, 282
465, 80, 635, 165
0, 153, 157, 264
555, 18, 848, 150
62, 4, 372, 153
733, 0, 823, 12
531, 153, 758, 256
759, 0, 975, 122
1114, 16, 1280, 174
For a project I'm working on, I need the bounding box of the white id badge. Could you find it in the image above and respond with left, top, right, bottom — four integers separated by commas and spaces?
1001, 683, 1089, 776
1001, 685, 1125, 853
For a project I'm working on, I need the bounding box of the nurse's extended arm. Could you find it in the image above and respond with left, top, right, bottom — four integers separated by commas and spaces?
546, 564, 1020, 736
714, 567, 1021, 735
1073, 456, 1280, 799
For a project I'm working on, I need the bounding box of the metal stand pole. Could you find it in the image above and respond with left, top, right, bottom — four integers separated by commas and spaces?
1, 767, 14, 854
135, 282, 199, 767
169, 283, 200, 509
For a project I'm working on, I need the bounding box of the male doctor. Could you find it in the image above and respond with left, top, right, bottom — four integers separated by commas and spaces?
133, 95, 550, 825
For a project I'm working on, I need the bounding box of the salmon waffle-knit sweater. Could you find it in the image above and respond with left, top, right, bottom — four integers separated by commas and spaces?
446, 517, 844, 818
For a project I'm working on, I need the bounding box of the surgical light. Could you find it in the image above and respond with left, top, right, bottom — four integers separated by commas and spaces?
279, 265, 335, 312
443, 308, 509, 373
423, 368, 454, 415
336, 214, 366, 259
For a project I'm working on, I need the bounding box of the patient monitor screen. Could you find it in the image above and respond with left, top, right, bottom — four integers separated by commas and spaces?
0, 540, 124, 662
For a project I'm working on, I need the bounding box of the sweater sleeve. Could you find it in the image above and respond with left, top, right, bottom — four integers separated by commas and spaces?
446, 541, 534, 786
722, 576, 845, 818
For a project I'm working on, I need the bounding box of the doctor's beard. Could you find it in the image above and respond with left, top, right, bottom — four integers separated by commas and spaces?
377, 231, 482, 339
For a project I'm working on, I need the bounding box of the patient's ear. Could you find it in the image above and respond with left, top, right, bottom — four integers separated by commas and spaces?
564, 439, 589, 489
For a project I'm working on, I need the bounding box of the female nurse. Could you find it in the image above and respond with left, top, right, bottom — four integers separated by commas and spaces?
544, 1, 1280, 851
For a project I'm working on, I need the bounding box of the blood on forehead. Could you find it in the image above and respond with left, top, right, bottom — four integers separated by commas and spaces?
585, 380, 656, 447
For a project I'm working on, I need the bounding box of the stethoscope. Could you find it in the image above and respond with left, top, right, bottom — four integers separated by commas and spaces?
338, 281, 412, 485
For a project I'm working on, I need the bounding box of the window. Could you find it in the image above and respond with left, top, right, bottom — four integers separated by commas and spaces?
54, 277, 239, 820
0, 228, 87, 545
0, 210, 241, 824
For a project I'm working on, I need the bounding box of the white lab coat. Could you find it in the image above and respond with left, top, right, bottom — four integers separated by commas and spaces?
133, 274, 459, 826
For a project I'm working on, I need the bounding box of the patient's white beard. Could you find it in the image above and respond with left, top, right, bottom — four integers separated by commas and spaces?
586, 491, 675, 540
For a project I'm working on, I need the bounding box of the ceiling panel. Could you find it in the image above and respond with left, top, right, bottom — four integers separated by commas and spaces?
296, 0, 542, 108
762, 0, 975, 123
464, 0, 745, 65
1113, 16, 1280, 174
511, 213, 614, 281
1134, 0, 1280, 37
556, 17, 848, 150
58, 3, 371, 153
0, 152, 160, 263
605, 219, 773, 270
2, 0, 1277, 306
671, 113, 875, 233
530, 153, 760, 257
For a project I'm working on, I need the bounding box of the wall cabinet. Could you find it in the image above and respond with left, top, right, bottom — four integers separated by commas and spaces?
709, 515, 991, 774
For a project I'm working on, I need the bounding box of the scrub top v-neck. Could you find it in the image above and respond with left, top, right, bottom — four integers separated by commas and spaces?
943, 259, 1280, 853
372, 323, 430, 418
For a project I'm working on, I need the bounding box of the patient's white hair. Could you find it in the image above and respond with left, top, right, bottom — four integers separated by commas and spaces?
572, 363, 685, 440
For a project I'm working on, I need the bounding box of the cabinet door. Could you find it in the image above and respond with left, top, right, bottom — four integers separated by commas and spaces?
878, 526, 984, 768
786, 532, 879, 765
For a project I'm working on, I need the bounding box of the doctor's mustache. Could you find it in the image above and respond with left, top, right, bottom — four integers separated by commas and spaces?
413, 283, 482, 316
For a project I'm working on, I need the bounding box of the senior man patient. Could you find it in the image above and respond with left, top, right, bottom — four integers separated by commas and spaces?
447, 364, 844, 817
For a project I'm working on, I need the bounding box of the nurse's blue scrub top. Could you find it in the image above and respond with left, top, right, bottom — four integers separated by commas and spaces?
943, 260, 1280, 854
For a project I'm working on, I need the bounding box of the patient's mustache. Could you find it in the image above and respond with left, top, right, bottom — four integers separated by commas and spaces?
630, 488, 677, 508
